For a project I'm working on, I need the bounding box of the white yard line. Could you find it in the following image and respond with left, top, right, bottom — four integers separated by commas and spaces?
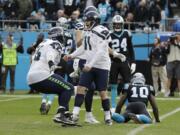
0, 95, 41, 98
0, 95, 180, 100
127, 108, 180, 135
156, 98, 180, 101
0, 97, 30, 102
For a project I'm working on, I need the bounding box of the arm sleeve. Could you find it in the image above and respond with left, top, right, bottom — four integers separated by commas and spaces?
27, 43, 37, 55
115, 93, 127, 113
149, 94, 160, 122
70, 44, 85, 58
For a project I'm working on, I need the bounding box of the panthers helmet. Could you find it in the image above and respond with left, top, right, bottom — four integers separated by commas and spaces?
57, 17, 68, 29
83, 10, 100, 30
112, 15, 124, 31
48, 27, 64, 44
130, 72, 146, 85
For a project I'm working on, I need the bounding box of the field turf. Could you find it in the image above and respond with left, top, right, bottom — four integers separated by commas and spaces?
0, 92, 180, 135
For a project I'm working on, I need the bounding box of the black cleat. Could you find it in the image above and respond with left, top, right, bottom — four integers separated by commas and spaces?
105, 119, 113, 126
53, 108, 77, 126
128, 113, 142, 124
46, 104, 51, 114
53, 112, 77, 126
40, 103, 47, 115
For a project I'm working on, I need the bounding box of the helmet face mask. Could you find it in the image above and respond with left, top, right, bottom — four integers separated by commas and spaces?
113, 23, 123, 32
84, 20, 93, 30
112, 15, 124, 32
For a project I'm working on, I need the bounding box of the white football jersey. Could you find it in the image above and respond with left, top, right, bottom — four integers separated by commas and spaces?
71, 25, 111, 70
77, 30, 92, 60
27, 39, 62, 84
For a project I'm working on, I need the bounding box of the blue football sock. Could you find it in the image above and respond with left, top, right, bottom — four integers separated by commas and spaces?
110, 84, 118, 108
137, 114, 152, 124
47, 94, 55, 104
112, 113, 125, 123
42, 94, 47, 103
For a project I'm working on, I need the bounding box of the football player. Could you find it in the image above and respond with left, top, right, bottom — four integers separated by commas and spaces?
55, 17, 75, 82
70, 7, 100, 124
64, 9, 114, 125
109, 15, 136, 112
68, 6, 125, 124
112, 73, 160, 124
27, 27, 75, 126
27, 33, 55, 115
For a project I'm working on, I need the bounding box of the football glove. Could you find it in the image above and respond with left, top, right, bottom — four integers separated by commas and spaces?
130, 63, 136, 74
113, 51, 126, 62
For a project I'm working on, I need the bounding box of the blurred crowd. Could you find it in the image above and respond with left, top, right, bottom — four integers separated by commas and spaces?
0, 0, 180, 31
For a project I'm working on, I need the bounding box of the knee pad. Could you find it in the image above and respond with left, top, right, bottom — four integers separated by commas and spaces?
136, 114, 152, 124
112, 113, 125, 123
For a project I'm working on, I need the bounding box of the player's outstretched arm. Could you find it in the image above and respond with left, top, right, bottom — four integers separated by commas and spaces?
149, 94, 160, 123
63, 45, 85, 62
115, 93, 127, 114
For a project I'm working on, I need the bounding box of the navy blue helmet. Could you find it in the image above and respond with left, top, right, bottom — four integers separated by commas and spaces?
48, 27, 64, 43
84, 6, 98, 14
83, 10, 100, 30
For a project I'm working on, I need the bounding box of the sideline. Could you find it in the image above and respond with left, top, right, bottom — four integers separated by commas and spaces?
127, 108, 180, 135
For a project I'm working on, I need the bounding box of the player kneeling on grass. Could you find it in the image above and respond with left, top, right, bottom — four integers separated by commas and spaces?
112, 72, 160, 124
27, 27, 76, 126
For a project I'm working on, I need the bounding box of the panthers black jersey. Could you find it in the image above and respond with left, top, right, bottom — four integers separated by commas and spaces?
109, 30, 135, 62
123, 83, 155, 106
62, 31, 75, 55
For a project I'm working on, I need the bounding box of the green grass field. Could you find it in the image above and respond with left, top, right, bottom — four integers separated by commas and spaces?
0, 92, 180, 135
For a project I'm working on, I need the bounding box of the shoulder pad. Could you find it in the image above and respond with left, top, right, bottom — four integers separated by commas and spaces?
123, 29, 132, 37
92, 25, 110, 40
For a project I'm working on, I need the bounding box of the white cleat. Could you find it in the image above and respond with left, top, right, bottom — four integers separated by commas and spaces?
69, 71, 79, 78
85, 113, 100, 124
164, 91, 170, 97
72, 114, 79, 122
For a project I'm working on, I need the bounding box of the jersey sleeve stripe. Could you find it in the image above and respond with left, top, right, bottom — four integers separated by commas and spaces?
92, 30, 106, 40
